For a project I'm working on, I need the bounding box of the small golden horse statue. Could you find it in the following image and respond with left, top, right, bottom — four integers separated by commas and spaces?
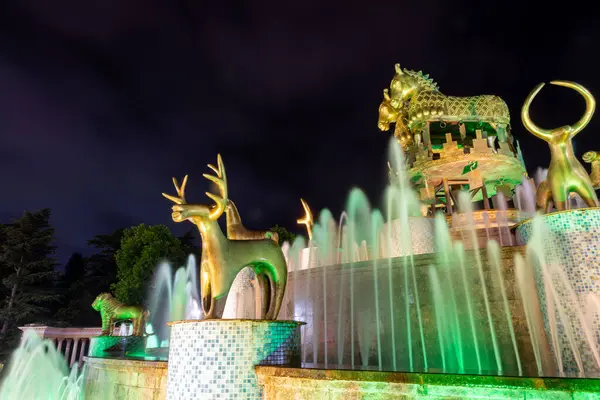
162, 155, 287, 320
521, 81, 599, 212
92, 293, 149, 336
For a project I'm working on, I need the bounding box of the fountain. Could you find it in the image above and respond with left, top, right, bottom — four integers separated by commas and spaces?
0, 330, 84, 399
3, 63, 600, 399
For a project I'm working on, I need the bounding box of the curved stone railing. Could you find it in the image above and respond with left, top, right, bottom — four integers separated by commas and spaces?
18, 325, 109, 368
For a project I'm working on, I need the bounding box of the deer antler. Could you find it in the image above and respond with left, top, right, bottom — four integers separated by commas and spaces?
297, 198, 313, 241
204, 154, 228, 220
162, 175, 188, 204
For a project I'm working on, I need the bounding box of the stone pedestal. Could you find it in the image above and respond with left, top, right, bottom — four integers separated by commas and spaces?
166, 320, 303, 400
515, 208, 600, 376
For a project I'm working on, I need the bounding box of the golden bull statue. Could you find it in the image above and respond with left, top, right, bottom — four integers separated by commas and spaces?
521, 81, 599, 212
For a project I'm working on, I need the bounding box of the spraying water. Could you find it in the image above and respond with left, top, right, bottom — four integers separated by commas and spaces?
283, 137, 600, 378
0, 330, 84, 399
146, 255, 201, 347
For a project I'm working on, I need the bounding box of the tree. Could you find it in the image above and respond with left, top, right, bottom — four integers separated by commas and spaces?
54, 253, 96, 326
270, 225, 297, 245
84, 228, 124, 293
0, 209, 59, 337
63, 252, 85, 286
178, 229, 199, 260
111, 224, 186, 305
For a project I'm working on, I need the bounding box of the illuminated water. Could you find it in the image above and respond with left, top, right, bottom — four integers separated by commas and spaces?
2, 137, 600, 400
0, 330, 84, 399
280, 138, 600, 378
146, 255, 201, 349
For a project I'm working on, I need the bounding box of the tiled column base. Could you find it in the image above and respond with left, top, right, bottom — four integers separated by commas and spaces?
515, 208, 600, 376
166, 320, 303, 400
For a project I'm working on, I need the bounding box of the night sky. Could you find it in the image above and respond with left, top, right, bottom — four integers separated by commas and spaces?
1, 1, 599, 264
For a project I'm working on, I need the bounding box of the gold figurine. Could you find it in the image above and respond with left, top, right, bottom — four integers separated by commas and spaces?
583, 151, 600, 189
297, 198, 313, 241
378, 64, 510, 135
163, 155, 287, 320
92, 293, 149, 336
521, 81, 599, 212
226, 200, 279, 243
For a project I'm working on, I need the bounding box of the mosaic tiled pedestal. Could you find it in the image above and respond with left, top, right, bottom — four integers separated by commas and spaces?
515, 208, 600, 376
166, 320, 303, 400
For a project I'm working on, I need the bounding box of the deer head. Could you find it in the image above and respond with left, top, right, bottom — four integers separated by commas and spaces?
162, 154, 228, 223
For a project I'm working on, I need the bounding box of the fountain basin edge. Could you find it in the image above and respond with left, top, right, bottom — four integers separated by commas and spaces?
256, 366, 600, 398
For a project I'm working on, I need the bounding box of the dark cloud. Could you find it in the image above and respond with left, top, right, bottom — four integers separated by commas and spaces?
1, 0, 600, 264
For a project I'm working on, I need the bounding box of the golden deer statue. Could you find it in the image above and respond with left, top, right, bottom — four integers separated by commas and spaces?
226, 200, 279, 243
521, 81, 599, 212
162, 155, 287, 320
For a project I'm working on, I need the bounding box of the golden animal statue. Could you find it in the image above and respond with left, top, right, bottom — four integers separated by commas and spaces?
583, 151, 600, 189
92, 293, 149, 336
378, 63, 510, 134
297, 198, 313, 241
226, 200, 279, 243
522, 81, 599, 212
162, 155, 287, 320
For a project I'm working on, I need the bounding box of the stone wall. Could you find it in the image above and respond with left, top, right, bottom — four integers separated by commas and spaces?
83, 357, 167, 400
256, 366, 600, 399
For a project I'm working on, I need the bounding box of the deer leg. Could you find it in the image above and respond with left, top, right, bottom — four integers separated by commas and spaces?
261, 265, 285, 321
211, 296, 228, 319
255, 273, 271, 319
201, 274, 215, 318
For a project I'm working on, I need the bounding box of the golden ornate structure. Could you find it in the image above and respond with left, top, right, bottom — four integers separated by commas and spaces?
521, 81, 599, 212
92, 293, 148, 336
379, 64, 510, 138
162, 155, 287, 320
583, 151, 600, 189
226, 200, 279, 243
378, 63, 525, 213
297, 198, 314, 241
